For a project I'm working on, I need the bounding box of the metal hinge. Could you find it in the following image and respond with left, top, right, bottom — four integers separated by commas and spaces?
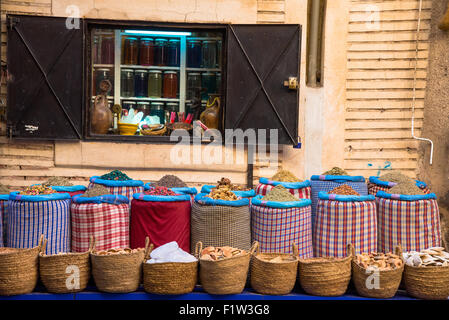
7, 16, 20, 30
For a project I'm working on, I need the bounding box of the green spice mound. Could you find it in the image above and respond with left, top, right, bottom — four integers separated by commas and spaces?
379, 171, 415, 185
262, 185, 298, 202
100, 170, 132, 181
82, 184, 111, 197
389, 182, 424, 196
0, 184, 9, 194
322, 167, 348, 176
43, 176, 73, 187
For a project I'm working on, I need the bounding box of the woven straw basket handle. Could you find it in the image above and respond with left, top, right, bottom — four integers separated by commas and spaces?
292, 243, 299, 257
195, 241, 203, 259
40, 238, 48, 255
395, 244, 403, 257
251, 241, 260, 255
347, 243, 355, 259
88, 235, 95, 253
144, 237, 155, 260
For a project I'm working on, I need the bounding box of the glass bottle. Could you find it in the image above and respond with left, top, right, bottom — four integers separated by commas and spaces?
148, 70, 162, 98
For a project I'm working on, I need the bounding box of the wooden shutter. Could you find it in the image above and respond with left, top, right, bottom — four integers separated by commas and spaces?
225, 24, 301, 145
6, 14, 84, 140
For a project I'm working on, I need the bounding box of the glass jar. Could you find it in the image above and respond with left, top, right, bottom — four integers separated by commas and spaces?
201, 72, 216, 101
165, 102, 179, 124
134, 69, 148, 97
120, 69, 135, 97
201, 40, 217, 69
187, 72, 201, 100
121, 101, 136, 118
100, 35, 114, 65
148, 70, 162, 98
163, 71, 178, 98
154, 38, 168, 66
139, 38, 154, 66
95, 68, 113, 96
136, 101, 151, 117
124, 37, 139, 65
150, 102, 165, 124
187, 40, 202, 68
165, 39, 180, 67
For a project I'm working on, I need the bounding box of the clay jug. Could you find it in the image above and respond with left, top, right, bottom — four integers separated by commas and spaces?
200, 97, 220, 130
91, 95, 112, 134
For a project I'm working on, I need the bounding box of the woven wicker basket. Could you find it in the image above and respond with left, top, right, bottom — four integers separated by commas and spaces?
143, 239, 198, 295
351, 246, 403, 299
250, 241, 299, 295
298, 244, 352, 296
141, 125, 167, 136
39, 237, 92, 293
90, 238, 145, 293
403, 264, 449, 300
197, 241, 254, 295
0, 235, 43, 296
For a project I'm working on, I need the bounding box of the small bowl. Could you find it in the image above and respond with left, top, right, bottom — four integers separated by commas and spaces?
118, 123, 138, 135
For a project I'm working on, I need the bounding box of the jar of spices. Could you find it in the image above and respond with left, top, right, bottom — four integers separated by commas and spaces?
121, 101, 136, 118
136, 101, 151, 117
165, 102, 179, 124
139, 38, 154, 66
163, 71, 178, 98
120, 69, 135, 97
201, 72, 216, 101
124, 37, 139, 65
95, 68, 113, 96
187, 40, 202, 68
134, 69, 148, 97
154, 38, 168, 66
165, 39, 180, 66
150, 102, 165, 124
201, 40, 217, 69
100, 35, 114, 65
187, 72, 201, 100
148, 70, 162, 98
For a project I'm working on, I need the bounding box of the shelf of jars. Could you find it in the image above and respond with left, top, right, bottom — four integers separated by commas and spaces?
119, 65, 180, 71
120, 97, 180, 102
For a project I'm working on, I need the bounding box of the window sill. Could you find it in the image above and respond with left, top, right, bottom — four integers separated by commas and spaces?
84, 133, 216, 144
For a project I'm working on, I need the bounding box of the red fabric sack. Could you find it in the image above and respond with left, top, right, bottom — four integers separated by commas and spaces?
130, 198, 191, 253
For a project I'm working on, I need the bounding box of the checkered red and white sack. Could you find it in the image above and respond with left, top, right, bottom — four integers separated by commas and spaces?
256, 178, 311, 199
314, 193, 377, 258
71, 201, 130, 252
251, 197, 313, 258
376, 191, 441, 253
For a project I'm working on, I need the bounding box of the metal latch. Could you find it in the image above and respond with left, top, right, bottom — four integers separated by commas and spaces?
283, 77, 298, 90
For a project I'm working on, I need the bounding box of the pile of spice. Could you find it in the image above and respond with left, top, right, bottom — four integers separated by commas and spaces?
355, 252, 403, 270
153, 175, 187, 188
379, 171, 425, 195
201, 246, 246, 261
43, 176, 73, 187
205, 187, 238, 201
403, 247, 449, 267
271, 169, 302, 182
81, 184, 111, 197
100, 170, 131, 181
258, 255, 297, 263
20, 185, 56, 195
322, 167, 348, 175
96, 248, 142, 255
213, 177, 250, 191
379, 171, 415, 184
145, 186, 178, 196
0, 184, 9, 194
262, 185, 297, 202
329, 184, 360, 196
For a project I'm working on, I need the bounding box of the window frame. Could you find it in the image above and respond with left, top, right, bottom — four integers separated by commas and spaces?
83, 18, 228, 143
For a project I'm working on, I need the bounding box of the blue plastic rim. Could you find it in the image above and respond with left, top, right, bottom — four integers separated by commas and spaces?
9, 191, 71, 202
318, 191, 375, 202
311, 175, 365, 183
369, 176, 428, 189
90, 176, 144, 187
194, 193, 250, 207
259, 178, 311, 189
376, 190, 437, 201
0, 194, 10, 201
133, 192, 191, 202
251, 195, 312, 208
72, 194, 129, 204
51, 185, 87, 192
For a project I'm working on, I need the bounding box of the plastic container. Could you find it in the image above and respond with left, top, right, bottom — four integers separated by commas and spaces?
124, 37, 138, 65
120, 69, 134, 97
163, 71, 178, 98
139, 37, 154, 66
148, 70, 162, 98
134, 69, 148, 97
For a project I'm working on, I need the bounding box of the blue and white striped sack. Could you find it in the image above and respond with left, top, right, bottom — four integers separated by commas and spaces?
310, 175, 368, 226
7, 192, 71, 254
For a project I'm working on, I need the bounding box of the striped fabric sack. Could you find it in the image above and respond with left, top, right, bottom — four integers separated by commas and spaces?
310, 175, 368, 225
256, 178, 311, 199
89, 176, 144, 205
71, 194, 130, 252
0, 195, 8, 247
251, 195, 313, 258
376, 191, 441, 253
368, 176, 430, 196
191, 194, 251, 252
7, 192, 71, 254
314, 192, 377, 258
